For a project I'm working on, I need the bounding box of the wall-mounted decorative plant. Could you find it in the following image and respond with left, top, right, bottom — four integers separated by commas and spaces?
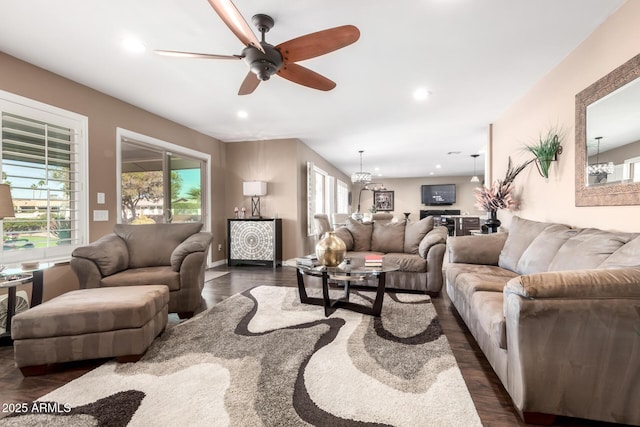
524, 128, 564, 179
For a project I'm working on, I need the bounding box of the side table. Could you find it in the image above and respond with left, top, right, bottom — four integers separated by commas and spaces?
0, 263, 51, 346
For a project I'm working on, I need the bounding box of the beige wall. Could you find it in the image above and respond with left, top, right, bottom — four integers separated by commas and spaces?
491, 0, 640, 232
0, 52, 226, 300
355, 175, 485, 221
224, 139, 298, 260
224, 139, 351, 259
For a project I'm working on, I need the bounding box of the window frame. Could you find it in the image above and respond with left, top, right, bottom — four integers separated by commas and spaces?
0, 89, 88, 263
116, 128, 211, 231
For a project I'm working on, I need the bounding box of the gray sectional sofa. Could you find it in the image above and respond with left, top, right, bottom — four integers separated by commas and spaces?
445, 215, 640, 425
333, 216, 448, 292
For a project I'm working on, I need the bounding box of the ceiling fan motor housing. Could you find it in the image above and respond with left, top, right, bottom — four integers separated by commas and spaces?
242, 43, 283, 81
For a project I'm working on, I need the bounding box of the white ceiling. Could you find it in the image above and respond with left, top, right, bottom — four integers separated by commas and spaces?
0, 0, 624, 178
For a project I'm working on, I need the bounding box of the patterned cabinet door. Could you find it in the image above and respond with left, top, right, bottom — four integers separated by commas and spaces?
228, 219, 282, 267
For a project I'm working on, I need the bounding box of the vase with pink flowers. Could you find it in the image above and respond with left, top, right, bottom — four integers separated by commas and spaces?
474, 157, 533, 233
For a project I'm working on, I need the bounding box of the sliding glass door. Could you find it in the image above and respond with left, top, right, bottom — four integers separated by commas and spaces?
120, 139, 205, 224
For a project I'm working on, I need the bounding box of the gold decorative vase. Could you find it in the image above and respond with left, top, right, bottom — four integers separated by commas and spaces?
315, 231, 346, 267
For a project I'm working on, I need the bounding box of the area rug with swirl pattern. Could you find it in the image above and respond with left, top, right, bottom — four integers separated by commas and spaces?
1, 286, 481, 427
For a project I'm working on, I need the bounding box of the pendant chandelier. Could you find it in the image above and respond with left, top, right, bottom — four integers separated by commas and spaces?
470, 154, 480, 183
587, 136, 614, 176
351, 150, 372, 184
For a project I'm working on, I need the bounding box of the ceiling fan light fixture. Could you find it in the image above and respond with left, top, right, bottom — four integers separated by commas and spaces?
351, 150, 372, 184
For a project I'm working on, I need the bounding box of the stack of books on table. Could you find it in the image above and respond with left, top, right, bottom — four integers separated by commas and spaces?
364, 254, 383, 268
295, 255, 319, 267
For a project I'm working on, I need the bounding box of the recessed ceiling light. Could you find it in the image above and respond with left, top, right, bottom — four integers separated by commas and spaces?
413, 87, 431, 102
122, 37, 146, 54
237, 110, 249, 119
435, 164, 441, 169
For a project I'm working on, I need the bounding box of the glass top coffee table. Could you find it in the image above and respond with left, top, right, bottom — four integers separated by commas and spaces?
285, 258, 399, 317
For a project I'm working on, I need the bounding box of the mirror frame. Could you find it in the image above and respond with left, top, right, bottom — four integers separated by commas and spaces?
575, 53, 640, 206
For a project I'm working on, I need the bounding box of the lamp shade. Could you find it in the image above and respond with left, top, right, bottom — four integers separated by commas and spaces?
243, 181, 267, 196
0, 184, 16, 219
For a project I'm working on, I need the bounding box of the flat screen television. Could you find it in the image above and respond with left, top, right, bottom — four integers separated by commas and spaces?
421, 184, 456, 205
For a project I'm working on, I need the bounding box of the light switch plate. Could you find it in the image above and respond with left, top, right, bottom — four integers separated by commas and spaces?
97, 192, 105, 204
93, 210, 109, 221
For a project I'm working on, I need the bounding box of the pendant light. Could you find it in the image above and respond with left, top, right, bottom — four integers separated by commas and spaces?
470, 154, 480, 183
587, 137, 614, 176
351, 150, 372, 184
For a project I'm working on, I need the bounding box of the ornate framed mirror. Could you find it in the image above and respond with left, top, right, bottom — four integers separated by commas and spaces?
575, 53, 640, 206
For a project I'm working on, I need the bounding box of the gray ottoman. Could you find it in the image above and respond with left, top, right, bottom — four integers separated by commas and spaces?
11, 285, 169, 376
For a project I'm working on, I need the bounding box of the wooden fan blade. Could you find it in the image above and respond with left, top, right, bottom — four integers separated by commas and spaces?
276, 25, 360, 63
277, 63, 336, 91
155, 50, 243, 60
207, 0, 264, 53
238, 71, 261, 95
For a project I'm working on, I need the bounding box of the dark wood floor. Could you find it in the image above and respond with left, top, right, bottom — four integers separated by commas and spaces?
0, 266, 629, 426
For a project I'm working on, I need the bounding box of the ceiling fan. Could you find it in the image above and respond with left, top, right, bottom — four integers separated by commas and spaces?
156, 0, 360, 95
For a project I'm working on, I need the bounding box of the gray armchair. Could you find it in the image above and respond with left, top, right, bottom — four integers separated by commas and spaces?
70, 223, 212, 318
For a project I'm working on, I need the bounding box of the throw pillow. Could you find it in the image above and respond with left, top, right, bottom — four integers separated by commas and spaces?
515, 224, 574, 274
498, 216, 552, 272
333, 227, 354, 251
599, 234, 640, 268
346, 218, 373, 252
404, 216, 434, 254
371, 221, 406, 253
548, 228, 635, 271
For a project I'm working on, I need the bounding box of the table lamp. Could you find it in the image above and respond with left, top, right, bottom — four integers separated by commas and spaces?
0, 184, 15, 271
243, 181, 267, 218
0, 184, 15, 220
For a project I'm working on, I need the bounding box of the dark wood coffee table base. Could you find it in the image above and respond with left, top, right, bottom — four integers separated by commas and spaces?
295, 268, 387, 317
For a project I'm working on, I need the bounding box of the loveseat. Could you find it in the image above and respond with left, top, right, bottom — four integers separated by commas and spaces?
445, 216, 640, 425
332, 216, 448, 292
71, 223, 212, 318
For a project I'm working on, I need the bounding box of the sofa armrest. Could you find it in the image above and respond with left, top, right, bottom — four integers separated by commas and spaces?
71, 234, 129, 277
505, 267, 640, 300
418, 226, 448, 259
503, 272, 640, 419
446, 233, 507, 265
171, 231, 213, 272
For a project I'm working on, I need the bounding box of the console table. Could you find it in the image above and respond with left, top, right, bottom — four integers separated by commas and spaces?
227, 218, 282, 267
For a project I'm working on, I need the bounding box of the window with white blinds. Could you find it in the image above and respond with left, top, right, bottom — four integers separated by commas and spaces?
1, 91, 87, 263
336, 179, 349, 213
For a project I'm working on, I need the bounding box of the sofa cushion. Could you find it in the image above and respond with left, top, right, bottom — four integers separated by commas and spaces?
404, 216, 434, 254
100, 266, 181, 291
498, 216, 552, 272
384, 253, 427, 273
470, 291, 507, 349
346, 218, 373, 252
548, 228, 634, 271
371, 221, 406, 253
599, 234, 640, 268
333, 227, 354, 251
114, 223, 203, 268
515, 224, 574, 274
